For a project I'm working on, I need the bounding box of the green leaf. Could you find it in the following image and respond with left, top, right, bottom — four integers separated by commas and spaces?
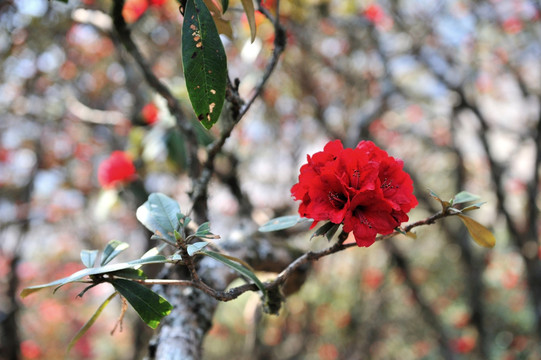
67, 292, 118, 354
457, 214, 496, 248
258, 215, 313, 232
108, 268, 147, 280
165, 130, 188, 170
201, 250, 266, 296
110, 279, 172, 329
452, 191, 481, 205
461, 202, 486, 213
221, 0, 228, 13
325, 224, 340, 241
20, 256, 168, 298
182, 0, 227, 129
310, 222, 337, 240
187, 241, 209, 256
80, 250, 98, 268
196, 222, 211, 235
136, 193, 181, 245
101, 240, 130, 266
170, 253, 183, 261
241, 0, 257, 42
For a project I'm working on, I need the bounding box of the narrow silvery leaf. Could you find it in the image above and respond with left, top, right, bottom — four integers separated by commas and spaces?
101, 240, 130, 266
80, 250, 99, 268
67, 292, 118, 354
187, 241, 209, 256
20, 255, 168, 298
452, 191, 481, 205
259, 215, 313, 232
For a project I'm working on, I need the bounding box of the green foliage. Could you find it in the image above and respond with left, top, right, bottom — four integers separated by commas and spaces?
136, 192, 182, 245
182, 0, 227, 129
451, 191, 481, 205
310, 222, 340, 241
258, 215, 313, 232
20, 256, 168, 298
80, 249, 99, 268
187, 241, 210, 256
110, 279, 173, 329
101, 240, 130, 266
67, 292, 119, 354
201, 249, 267, 299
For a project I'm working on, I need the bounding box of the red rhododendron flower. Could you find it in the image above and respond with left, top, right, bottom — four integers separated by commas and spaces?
291, 140, 417, 247
97, 151, 136, 188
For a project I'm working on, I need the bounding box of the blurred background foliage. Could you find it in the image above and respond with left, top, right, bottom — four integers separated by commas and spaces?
1, 0, 541, 359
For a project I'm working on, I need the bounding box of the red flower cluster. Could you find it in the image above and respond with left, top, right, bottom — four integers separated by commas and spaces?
97, 151, 136, 189
291, 140, 417, 247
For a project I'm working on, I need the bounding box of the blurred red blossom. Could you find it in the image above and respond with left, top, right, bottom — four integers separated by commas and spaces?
122, 0, 149, 23
20, 340, 42, 359
364, 4, 385, 24
141, 102, 159, 125
452, 335, 476, 354
291, 140, 417, 247
97, 151, 136, 188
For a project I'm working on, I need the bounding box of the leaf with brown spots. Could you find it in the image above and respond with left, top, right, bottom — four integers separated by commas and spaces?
182, 0, 227, 130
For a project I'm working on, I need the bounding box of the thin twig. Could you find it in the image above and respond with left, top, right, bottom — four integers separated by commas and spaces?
137, 209, 456, 303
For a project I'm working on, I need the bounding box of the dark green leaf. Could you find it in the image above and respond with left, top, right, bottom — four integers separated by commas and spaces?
187, 241, 209, 256
310, 221, 335, 240
111, 279, 172, 329
101, 240, 130, 266
80, 250, 98, 268
259, 215, 313, 232
201, 250, 266, 296
108, 268, 147, 280
20, 256, 168, 298
452, 191, 481, 205
136, 193, 181, 245
77, 283, 99, 298
221, 0, 228, 13
325, 224, 340, 241
165, 130, 188, 170
182, 0, 227, 129
67, 292, 118, 354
